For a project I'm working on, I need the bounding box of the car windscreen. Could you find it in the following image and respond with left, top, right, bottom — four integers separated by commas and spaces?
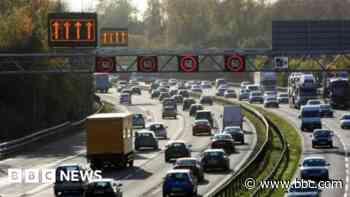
205, 151, 224, 157
177, 160, 196, 166
93, 181, 112, 189
195, 120, 209, 126
167, 173, 189, 181
151, 124, 164, 130
137, 133, 153, 137
342, 115, 350, 120
214, 135, 232, 140
196, 112, 211, 120
224, 127, 241, 133
314, 130, 331, 138
301, 109, 320, 117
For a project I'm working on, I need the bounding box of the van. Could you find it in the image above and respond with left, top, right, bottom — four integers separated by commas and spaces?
299, 105, 322, 132
223, 106, 243, 129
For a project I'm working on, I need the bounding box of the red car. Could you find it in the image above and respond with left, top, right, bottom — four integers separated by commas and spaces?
192, 119, 211, 136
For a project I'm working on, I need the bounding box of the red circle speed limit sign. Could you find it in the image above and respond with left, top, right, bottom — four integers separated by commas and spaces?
137, 56, 158, 72
178, 54, 199, 72
95, 57, 116, 73
224, 53, 245, 72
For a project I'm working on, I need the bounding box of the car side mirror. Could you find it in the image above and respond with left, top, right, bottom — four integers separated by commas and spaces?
187, 144, 192, 148
118, 183, 123, 187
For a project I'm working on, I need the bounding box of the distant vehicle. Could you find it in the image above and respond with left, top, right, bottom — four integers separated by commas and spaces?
248, 91, 263, 104
169, 89, 178, 96
263, 91, 277, 99
245, 84, 260, 93
146, 122, 168, 139
191, 85, 203, 94
216, 87, 227, 96
94, 73, 110, 93
179, 90, 190, 98
117, 85, 126, 93
162, 98, 177, 119
121, 89, 132, 95
289, 74, 318, 109
306, 99, 322, 106
224, 89, 236, 98
300, 156, 330, 181
211, 134, 235, 154
54, 164, 86, 196
158, 87, 169, 93
86, 113, 134, 169
240, 81, 251, 89
223, 105, 243, 129
162, 169, 198, 197
254, 72, 277, 92
277, 93, 289, 104
131, 86, 141, 95
264, 97, 279, 108
189, 104, 204, 117
164, 141, 191, 162
159, 92, 171, 101
340, 114, 350, 129
84, 179, 123, 197
195, 110, 214, 128
201, 84, 212, 89
192, 119, 211, 136
173, 158, 205, 182
183, 98, 196, 111
135, 130, 159, 151
215, 78, 227, 88
132, 113, 145, 129
325, 77, 350, 109
299, 105, 322, 132
222, 126, 244, 144
238, 89, 250, 101
151, 90, 160, 99
319, 104, 334, 117
119, 93, 131, 105
287, 181, 320, 197
200, 96, 214, 105
200, 149, 230, 172
312, 129, 333, 148
172, 95, 184, 104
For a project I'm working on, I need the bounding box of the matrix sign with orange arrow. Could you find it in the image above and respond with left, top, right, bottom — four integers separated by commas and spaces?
100, 28, 128, 47
48, 13, 97, 47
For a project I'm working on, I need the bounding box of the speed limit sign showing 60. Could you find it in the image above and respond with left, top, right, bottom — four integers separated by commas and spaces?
95, 57, 116, 73
137, 56, 158, 72
178, 54, 199, 72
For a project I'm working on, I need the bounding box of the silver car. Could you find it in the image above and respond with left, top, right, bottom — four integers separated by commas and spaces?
300, 156, 330, 181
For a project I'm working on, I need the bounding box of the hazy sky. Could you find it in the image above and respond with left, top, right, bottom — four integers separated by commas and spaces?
66, 0, 148, 17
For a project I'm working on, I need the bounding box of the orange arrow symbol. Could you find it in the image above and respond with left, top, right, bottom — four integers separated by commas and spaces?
86, 21, 93, 40
103, 32, 107, 44
63, 21, 71, 40
75, 21, 82, 40
52, 21, 60, 40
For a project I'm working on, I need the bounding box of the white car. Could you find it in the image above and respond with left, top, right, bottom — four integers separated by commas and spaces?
340, 114, 350, 129
306, 99, 322, 106
300, 156, 330, 181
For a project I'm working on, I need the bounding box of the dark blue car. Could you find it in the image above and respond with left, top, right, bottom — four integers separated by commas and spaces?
162, 169, 198, 197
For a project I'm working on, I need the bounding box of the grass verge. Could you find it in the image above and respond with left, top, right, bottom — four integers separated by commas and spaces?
251, 105, 302, 196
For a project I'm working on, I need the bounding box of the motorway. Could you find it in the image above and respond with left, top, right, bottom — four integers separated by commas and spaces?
210, 87, 348, 197
0, 88, 257, 197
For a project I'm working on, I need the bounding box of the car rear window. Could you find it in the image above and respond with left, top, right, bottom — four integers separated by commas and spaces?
177, 160, 196, 166
167, 173, 189, 181
303, 159, 326, 167
94, 181, 112, 188
206, 151, 224, 157
214, 135, 232, 140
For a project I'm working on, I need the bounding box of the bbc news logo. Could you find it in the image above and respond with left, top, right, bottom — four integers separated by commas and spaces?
8, 168, 102, 184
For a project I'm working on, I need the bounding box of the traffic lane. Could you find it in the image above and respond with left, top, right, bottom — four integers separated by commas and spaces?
265, 104, 346, 196
0, 92, 169, 197
139, 97, 257, 197
26, 92, 186, 197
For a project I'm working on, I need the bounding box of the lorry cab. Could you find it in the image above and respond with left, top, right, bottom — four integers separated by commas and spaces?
222, 106, 243, 129
299, 105, 322, 132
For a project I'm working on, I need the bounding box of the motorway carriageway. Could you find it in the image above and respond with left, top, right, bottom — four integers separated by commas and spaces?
211, 87, 348, 197
0, 89, 257, 197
